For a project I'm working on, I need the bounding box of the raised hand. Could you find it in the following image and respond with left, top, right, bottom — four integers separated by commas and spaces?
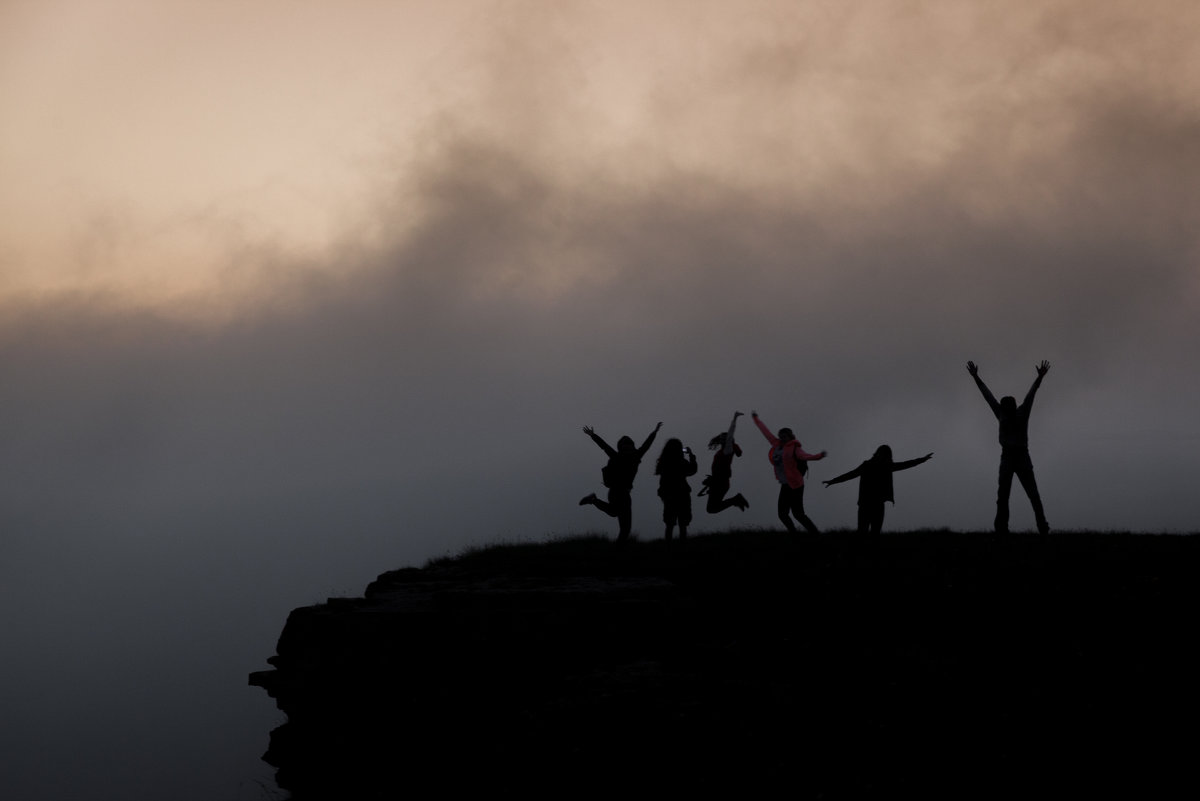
582, 425, 594, 437
1036, 360, 1050, 377
966, 361, 979, 377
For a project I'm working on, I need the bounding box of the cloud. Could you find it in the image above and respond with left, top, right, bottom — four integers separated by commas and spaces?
3, 0, 1199, 563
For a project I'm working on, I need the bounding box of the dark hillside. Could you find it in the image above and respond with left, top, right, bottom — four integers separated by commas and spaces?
250, 530, 1200, 797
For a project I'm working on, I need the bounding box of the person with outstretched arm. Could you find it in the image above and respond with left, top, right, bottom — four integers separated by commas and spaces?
967, 360, 1051, 534
751, 411, 826, 534
823, 446, 933, 535
579, 422, 662, 542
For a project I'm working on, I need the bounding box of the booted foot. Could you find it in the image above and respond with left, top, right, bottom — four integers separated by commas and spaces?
734, 494, 749, 511
579, 493, 597, 506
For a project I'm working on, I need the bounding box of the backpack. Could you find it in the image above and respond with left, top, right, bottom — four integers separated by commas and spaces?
773, 443, 810, 477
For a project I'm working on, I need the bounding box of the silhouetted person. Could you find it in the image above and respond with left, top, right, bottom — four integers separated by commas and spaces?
751, 411, 826, 534
823, 446, 933, 535
580, 422, 662, 541
967, 360, 1051, 534
655, 438, 698, 540
700, 411, 750, 515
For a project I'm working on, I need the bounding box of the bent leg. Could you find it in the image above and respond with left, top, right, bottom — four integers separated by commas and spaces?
706, 484, 740, 514
789, 485, 820, 534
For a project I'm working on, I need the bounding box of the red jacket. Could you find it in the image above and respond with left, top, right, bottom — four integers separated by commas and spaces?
752, 414, 824, 489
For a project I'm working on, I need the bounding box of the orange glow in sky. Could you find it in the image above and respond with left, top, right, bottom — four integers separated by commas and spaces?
2, 0, 1197, 315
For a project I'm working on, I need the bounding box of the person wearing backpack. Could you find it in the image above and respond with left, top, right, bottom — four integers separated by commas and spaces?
579, 421, 663, 541
751, 411, 827, 534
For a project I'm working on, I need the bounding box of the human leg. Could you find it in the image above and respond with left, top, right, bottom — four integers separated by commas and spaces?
1014, 455, 1050, 534
995, 456, 1014, 533
705, 482, 740, 514
609, 489, 633, 541
788, 485, 820, 534
777, 484, 796, 532
662, 493, 678, 540
678, 494, 692, 539
858, 503, 885, 535
864, 503, 885, 535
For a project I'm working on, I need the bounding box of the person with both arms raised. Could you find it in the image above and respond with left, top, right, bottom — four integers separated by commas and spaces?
967, 360, 1052, 535
579, 421, 662, 542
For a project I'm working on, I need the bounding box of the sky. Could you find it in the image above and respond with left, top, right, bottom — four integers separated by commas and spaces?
1, 0, 1199, 795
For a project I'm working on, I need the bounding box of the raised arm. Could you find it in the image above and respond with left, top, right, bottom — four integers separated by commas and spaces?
966, 361, 1001, 418
582, 425, 616, 458
750, 411, 778, 446
637, 421, 664, 457
1022, 361, 1050, 411
891, 453, 934, 472
722, 411, 743, 456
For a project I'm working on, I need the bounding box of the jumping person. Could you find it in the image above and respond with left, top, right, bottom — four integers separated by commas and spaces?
967, 360, 1051, 534
655, 438, 698, 540
701, 411, 749, 515
751, 411, 826, 534
823, 446, 933, 535
580, 422, 662, 541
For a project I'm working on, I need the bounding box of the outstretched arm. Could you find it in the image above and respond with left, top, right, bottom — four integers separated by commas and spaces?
892, 453, 934, 472
1022, 361, 1050, 411
722, 411, 743, 456
582, 425, 616, 458
750, 411, 778, 446
637, 421, 664, 457
823, 464, 862, 488
967, 361, 1001, 418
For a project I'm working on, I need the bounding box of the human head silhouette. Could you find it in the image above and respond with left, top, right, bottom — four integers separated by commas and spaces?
778, 427, 795, 443
872, 445, 893, 462
708, 432, 727, 450
1000, 396, 1017, 415
617, 436, 635, 452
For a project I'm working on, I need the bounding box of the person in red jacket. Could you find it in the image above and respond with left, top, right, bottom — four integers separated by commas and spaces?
751, 411, 827, 534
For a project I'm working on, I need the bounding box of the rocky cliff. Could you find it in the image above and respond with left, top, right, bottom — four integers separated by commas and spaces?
250, 531, 1200, 798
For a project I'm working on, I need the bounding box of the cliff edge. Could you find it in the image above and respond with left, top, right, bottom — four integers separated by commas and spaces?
250, 531, 1200, 797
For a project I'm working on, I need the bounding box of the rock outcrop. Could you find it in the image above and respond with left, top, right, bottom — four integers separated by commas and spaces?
250, 531, 1200, 798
